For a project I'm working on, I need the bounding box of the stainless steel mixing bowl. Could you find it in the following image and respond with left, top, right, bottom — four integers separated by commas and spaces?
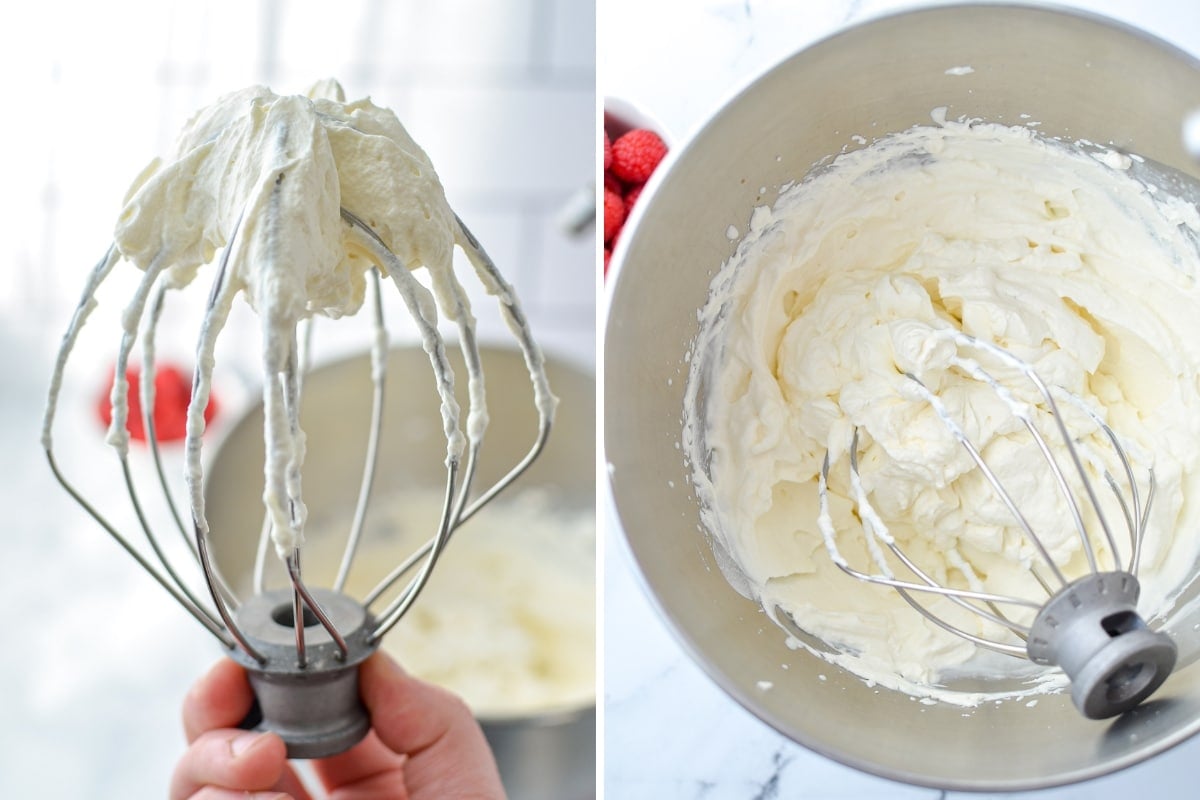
204, 345, 595, 800
605, 4, 1200, 791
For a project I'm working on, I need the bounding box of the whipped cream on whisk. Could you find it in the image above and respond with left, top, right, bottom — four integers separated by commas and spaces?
109, 81, 505, 559
41, 79, 559, 741
686, 111, 1200, 703
116, 81, 457, 319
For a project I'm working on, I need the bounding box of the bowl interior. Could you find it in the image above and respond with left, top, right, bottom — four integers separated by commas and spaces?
206, 345, 594, 587
605, 3, 1200, 791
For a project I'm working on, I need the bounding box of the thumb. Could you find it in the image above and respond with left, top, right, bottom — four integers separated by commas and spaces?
361, 652, 505, 799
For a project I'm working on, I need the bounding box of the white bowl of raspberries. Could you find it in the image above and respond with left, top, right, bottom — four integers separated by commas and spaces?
603, 99, 669, 277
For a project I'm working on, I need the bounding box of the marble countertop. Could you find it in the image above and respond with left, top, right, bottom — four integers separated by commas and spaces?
600, 1, 1200, 797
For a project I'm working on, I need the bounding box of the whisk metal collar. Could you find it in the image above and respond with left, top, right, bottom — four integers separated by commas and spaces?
228, 588, 379, 759
1027, 572, 1177, 719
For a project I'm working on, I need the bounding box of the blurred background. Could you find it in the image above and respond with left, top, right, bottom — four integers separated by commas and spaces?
0, 1, 594, 797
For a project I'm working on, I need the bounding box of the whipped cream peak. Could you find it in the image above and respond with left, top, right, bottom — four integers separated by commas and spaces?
115, 81, 458, 322
888, 319, 957, 375
109, 80, 479, 559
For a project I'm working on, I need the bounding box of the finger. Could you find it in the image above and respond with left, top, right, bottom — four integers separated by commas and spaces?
186, 789, 292, 800
169, 730, 289, 800
180, 659, 312, 798
357, 652, 504, 798
182, 658, 256, 743
308, 729, 406, 791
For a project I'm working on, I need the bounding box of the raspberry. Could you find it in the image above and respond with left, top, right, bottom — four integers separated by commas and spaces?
602, 119, 668, 280
624, 183, 644, 211
97, 363, 219, 443
611, 129, 667, 184
603, 187, 625, 244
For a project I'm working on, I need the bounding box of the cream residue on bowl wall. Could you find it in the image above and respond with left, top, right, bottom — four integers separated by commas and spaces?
683, 108, 1200, 707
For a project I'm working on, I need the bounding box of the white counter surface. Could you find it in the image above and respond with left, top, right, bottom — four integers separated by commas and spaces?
600, 1, 1200, 798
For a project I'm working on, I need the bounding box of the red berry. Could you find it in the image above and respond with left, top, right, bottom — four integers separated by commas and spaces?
603, 187, 625, 243
96, 362, 218, 443
604, 171, 624, 195
624, 183, 644, 211
611, 129, 667, 184
604, 247, 612, 276
604, 130, 612, 171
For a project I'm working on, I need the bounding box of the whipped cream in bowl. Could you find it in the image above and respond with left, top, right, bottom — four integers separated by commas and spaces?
604, 4, 1200, 790
686, 110, 1200, 707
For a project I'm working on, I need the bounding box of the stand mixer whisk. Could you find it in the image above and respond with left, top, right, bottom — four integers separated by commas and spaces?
817, 329, 1177, 719
41, 81, 555, 756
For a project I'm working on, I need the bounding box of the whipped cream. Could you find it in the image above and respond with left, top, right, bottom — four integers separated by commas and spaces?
306, 487, 595, 716
108, 81, 478, 559
686, 112, 1200, 704
116, 81, 458, 317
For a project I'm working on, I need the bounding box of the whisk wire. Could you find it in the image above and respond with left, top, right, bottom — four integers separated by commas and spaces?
119, 455, 221, 626
1064, 392, 1153, 573
354, 218, 555, 613
817, 451, 1041, 613
187, 220, 264, 657
819, 332, 1161, 657
370, 459, 461, 642
902, 372, 1070, 588
143, 265, 244, 610
848, 434, 1036, 641
194, 514, 265, 661
1033, 373, 1123, 571
286, 549, 350, 664
1094, 410, 1144, 562
955, 360, 1101, 576
452, 215, 555, 525
894, 588, 1030, 657
144, 281, 201, 561
41, 246, 237, 647
333, 268, 388, 593
47, 448, 235, 646
455, 215, 556, 437
292, 551, 306, 666
951, 333, 1124, 570
1135, 469, 1156, 574
341, 211, 464, 461
837, 436, 1042, 654
817, 331, 1174, 717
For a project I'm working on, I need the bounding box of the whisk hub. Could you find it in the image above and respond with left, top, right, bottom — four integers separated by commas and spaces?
229, 588, 380, 758
1027, 573, 1177, 719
